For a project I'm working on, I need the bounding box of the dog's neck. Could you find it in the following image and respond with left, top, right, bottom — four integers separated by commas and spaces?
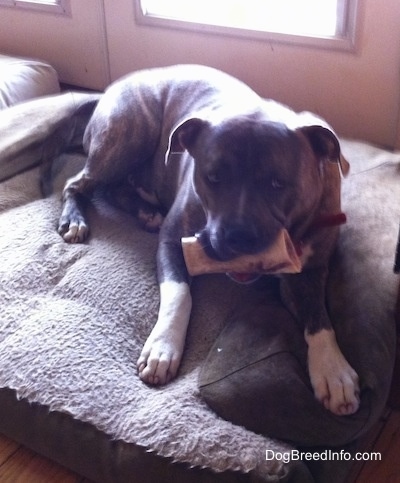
295, 212, 346, 258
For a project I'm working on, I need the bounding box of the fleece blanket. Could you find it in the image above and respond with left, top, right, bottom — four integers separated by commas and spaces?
0, 153, 294, 479
0, 95, 398, 480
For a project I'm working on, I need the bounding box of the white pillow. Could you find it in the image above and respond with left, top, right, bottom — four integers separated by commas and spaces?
0, 54, 60, 109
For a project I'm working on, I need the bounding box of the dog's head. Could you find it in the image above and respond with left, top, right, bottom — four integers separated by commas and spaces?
168, 113, 344, 261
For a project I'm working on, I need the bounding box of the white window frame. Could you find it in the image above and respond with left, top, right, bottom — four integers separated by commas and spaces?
0, 0, 70, 15
135, 0, 359, 52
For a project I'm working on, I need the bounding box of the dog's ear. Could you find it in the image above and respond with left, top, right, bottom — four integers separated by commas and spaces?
166, 118, 208, 164
299, 125, 350, 176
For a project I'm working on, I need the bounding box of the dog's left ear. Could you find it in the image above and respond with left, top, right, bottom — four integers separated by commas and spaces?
165, 118, 208, 164
299, 125, 350, 176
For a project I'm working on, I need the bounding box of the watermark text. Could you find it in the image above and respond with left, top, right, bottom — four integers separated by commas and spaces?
266, 449, 381, 464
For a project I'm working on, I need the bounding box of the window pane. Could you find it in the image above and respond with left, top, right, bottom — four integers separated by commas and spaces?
0, 0, 69, 13
141, 0, 339, 37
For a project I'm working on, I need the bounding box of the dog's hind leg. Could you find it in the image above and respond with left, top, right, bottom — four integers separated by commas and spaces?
106, 180, 164, 233
40, 96, 100, 198
58, 169, 95, 243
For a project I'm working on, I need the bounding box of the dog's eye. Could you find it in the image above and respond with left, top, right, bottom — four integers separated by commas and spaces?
207, 172, 221, 184
271, 178, 285, 190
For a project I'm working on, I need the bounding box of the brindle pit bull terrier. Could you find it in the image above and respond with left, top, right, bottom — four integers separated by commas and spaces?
54, 65, 359, 416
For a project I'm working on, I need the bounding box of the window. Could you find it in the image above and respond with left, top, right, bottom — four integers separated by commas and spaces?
0, 0, 70, 15
136, 0, 359, 51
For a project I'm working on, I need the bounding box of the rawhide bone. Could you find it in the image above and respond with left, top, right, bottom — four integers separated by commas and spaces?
181, 229, 302, 277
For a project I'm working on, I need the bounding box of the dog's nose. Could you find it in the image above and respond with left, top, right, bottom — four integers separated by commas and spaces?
224, 223, 260, 254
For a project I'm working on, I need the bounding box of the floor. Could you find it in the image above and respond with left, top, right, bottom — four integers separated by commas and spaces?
346, 407, 400, 482
0, 433, 89, 483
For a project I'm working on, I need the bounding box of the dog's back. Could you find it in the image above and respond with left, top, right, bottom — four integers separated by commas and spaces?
82, 65, 263, 204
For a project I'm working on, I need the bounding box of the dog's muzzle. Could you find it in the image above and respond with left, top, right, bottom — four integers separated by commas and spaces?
197, 221, 267, 261
196, 227, 266, 285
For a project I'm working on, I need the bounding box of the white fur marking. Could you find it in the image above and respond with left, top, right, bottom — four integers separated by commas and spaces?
306, 329, 360, 416
137, 281, 192, 385
158, 281, 192, 330
299, 242, 314, 266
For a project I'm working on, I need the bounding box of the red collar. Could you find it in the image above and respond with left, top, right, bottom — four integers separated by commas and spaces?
295, 212, 346, 257
309, 212, 347, 231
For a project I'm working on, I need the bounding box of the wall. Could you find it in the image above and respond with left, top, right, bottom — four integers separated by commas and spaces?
0, 0, 400, 148
0, 0, 110, 90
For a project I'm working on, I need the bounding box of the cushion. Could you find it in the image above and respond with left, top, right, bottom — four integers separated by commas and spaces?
0, 53, 60, 109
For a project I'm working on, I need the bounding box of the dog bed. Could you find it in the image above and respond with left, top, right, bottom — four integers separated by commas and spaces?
0, 92, 398, 482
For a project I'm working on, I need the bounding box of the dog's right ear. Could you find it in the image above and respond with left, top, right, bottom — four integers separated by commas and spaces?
165, 118, 208, 164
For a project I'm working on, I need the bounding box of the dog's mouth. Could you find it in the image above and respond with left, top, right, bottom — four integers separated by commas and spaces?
195, 230, 267, 285
226, 272, 262, 284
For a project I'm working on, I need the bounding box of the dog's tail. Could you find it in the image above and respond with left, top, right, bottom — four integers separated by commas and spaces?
40, 93, 101, 197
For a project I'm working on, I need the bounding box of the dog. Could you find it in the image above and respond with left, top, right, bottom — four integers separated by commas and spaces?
48, 64, 359, 416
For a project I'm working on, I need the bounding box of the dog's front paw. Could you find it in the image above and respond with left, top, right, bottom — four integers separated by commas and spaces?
137, 330, 184, 385
58, 213, 89, 243
306, 329, 360, 416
